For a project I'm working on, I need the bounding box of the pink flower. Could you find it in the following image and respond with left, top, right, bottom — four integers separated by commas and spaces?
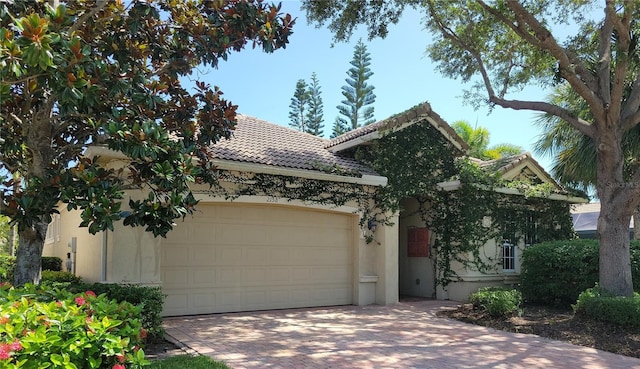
116, 353, 125, 362
0, 344, 10, 360
75, 296, 85, 306
9, 340, 22, 352
113, 364, 126, 369
85, 290, 97, 298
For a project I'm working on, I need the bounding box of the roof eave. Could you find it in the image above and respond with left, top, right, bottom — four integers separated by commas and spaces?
436, 180, 589, 203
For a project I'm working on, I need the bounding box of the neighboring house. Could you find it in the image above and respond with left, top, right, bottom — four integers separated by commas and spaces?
571, 202, 634, 239
44, 102, 586, 315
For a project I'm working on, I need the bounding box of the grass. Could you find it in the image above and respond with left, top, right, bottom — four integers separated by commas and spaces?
147, 355, 231, 369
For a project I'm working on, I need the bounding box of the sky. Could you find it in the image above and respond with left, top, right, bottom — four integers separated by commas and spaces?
192, 1, 567, 172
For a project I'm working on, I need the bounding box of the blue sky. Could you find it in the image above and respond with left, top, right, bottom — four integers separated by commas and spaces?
194, 1, 557, 170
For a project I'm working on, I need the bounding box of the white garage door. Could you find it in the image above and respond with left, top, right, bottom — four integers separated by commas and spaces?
161, 203, 354, 316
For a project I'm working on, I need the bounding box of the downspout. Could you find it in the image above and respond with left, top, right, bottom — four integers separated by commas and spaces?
101, 230, 107, 281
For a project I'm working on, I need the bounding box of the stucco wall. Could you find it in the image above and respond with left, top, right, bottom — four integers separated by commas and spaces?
398, 198, 435, 298
43, 206, 103, 282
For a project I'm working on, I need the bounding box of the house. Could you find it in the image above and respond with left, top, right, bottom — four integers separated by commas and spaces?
44, 102, 586, 315
571, 202, 635, 239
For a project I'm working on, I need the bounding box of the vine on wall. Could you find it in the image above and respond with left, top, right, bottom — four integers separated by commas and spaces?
355, 121, 575, 289
199, 118, 575, 289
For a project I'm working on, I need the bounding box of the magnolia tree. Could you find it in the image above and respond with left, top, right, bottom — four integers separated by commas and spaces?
0, 1, 293, 286
305, 0, 640, 296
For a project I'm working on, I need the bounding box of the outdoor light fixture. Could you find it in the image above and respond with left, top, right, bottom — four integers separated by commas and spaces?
367, 219, 377, 233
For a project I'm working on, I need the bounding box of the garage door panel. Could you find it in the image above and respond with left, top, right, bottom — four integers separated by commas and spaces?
162, 204, 354, 316
190, 247, 217, 265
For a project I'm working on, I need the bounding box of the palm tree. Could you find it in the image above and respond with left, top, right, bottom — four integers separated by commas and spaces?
534, 83, 640, 238
451, 120, 523, 160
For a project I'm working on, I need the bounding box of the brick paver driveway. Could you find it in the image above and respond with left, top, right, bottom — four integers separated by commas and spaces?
163, 300, 640, 369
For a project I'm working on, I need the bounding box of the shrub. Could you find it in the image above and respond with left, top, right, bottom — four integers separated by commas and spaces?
0, 255, 15, 283
75, 283, 166, 339
469, 287, 522, 317
574, 286, 640, 327
521, 240, 640, 307
41, 270, 82, 284
0, 283, 148, 368
521, 239, 600, 307
41, 256, 62, 272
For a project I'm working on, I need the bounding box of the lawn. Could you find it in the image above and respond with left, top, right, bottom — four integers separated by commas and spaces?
148, 355, 231, 369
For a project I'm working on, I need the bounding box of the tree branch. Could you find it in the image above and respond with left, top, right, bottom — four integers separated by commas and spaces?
606, 0, 632, 124
621, 72, 640, 131
489, 96, 596, 137
68, 0, 108, 35
477, 0, 603, 118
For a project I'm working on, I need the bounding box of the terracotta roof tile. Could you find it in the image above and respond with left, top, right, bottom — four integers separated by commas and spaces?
210, 115, 378, 175
325, 102, 470, 152
475, 153, 532, 174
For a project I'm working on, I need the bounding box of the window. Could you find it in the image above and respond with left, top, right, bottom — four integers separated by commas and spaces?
524, 213, 539, 247
502, 241, 516, 272
45, 214, 60, 244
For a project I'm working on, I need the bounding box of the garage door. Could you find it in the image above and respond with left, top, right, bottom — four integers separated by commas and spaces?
161, 203, 354, 316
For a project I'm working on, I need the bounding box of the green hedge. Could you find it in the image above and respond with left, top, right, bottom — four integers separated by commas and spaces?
0, 283, 148, 368
574, 286, 640, 327
521, 239, 640, 307
73, 282, 166, 339
41, 256, 62, 271
41, 270, 83, 284
0, 255, 15, 283
469, 287, 522, 317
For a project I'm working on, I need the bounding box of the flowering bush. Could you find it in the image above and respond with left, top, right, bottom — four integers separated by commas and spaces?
0, 284, 148, 368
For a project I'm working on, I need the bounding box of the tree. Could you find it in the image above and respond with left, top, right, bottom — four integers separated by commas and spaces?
306, 72, 324, 136
336, 38, 376, 132
304, 1, 640, 297
0, 1, 293, 286
288, 79, 309, 132
451, 120, 523, 160
330, 117, 349, 138
534, 84, 640, 239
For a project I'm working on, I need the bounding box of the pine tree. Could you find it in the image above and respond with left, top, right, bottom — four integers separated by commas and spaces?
330, 117, 349, 138
288, 79, 309, 131
336, 38, 376, 131
305, 72, 324, 136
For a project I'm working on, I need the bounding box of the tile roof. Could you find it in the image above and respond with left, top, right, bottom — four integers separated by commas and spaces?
209, 115, 378, 175
325, 102, 470, 152
475, 152, 533, 174
474, 152, 563, 190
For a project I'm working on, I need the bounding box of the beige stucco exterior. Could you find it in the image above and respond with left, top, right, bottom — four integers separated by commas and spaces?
398, 197, 524, 303
50, 184, 399, 316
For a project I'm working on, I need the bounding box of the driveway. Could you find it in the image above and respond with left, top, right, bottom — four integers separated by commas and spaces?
163, 300, 640, 369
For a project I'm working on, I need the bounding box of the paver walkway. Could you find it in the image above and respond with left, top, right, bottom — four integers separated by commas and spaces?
163, 300, 640, 369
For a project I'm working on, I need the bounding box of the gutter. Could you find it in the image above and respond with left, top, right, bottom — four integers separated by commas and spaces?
436, 180, 589, 203
84, 146, 388, 187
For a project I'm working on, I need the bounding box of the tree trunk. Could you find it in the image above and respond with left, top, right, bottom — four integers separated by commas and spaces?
13, 220, 49, 286
598, 199, 634, 296
634, 206, 640, 241
7, 225, 15, 255
596, 127, 635, 297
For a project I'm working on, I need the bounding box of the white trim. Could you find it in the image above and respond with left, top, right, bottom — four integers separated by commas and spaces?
327, 131, 380, 153
328, 116, 467, 153
436, 180, 589, 203
212, 159, 388, 187
84, 146, 388, 187
192, 194, 361, 214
